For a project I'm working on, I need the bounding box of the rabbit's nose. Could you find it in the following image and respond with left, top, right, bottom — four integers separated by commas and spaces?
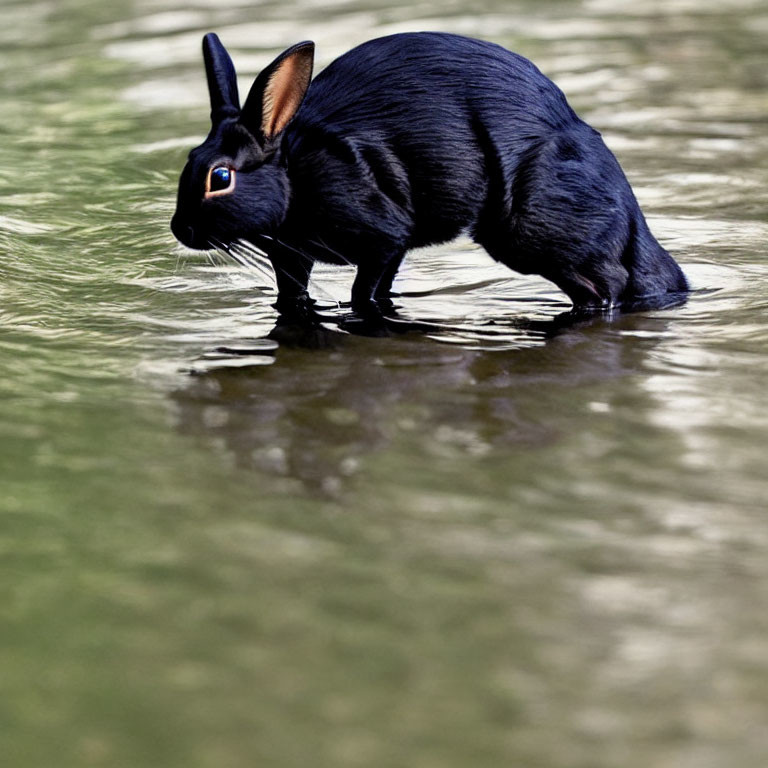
170, 215, 195, 247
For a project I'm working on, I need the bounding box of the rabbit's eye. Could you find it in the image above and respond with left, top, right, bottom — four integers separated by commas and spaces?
205, 166, 235, 198
210, 167, 231, 190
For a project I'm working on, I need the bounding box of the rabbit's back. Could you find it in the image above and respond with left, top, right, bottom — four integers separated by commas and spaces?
293, 32, 576, 141
283, 32, 582, 248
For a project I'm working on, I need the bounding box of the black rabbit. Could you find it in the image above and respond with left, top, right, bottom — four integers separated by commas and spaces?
171, 32, 688, 323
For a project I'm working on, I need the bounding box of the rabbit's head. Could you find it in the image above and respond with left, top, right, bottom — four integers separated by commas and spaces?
171, 34, 314, 251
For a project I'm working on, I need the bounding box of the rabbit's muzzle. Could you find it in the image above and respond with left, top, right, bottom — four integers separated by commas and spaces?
171, 216, 204, 251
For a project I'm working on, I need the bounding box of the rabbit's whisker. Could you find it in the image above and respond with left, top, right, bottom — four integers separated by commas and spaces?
205, 237, 338, 306
228, 249, 276, 286
259, 235, 314, 266
307, 236, 355, 268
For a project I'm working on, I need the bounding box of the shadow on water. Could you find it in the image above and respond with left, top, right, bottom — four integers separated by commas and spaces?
171, 298, 688, 492
193, 286, 692, 353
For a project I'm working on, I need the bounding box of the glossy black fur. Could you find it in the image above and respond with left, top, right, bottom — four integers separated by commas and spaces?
171, 32, 688, 320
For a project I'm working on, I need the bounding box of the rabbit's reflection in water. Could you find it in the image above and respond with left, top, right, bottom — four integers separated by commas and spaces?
174, 306, 683, 493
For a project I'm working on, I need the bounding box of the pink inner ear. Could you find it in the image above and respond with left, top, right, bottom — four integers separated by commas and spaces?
262, 51, 313, 138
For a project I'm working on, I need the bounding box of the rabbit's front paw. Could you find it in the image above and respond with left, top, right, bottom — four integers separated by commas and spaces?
273, 293, 320, 326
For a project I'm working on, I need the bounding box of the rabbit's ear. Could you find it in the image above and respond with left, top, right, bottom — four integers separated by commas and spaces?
203, 33, 241, 121
241, 42, 314, 142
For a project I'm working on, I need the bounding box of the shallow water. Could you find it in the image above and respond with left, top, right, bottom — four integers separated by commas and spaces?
2, 0, 768, 766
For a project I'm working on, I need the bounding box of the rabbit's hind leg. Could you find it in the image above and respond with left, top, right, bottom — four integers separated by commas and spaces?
476, 131, 633, 309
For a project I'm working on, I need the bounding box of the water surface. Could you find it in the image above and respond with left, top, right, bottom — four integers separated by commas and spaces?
2, 0, 768, 766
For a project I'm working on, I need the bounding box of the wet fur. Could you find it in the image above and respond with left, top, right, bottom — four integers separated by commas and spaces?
172, 32, 688, 319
